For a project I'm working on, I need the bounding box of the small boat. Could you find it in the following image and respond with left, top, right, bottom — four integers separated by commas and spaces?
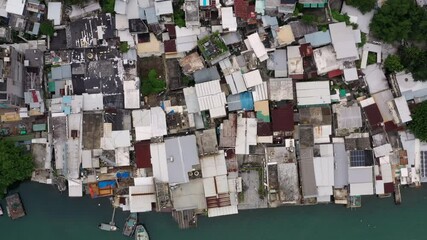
123, 213, 138, 237
98, 223, 118, 231
6, 193, 26, 220
135, 225, 149, 240
0, 204, 3, 216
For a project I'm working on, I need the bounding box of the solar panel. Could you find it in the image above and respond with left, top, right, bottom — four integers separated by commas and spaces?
350, 150, 366, 167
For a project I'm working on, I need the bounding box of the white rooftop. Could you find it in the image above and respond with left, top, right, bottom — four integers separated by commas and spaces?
247, 32, 268, 62
47, 2, 62, 26
329, 22, 359, 60
221, 7, 237, 32
296, 81, 331, 106
243, 69, 263, 88
82, 93, 103, 111
6, 0, 26, 15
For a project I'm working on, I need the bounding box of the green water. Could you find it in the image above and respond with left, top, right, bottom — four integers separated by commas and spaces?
1, 182, 427, 240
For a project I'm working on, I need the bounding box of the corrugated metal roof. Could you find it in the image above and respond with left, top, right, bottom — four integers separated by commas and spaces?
225, 71, 247, 94
252, 82, 268, 102
348, 167, 373, 184
150, 143, 169, 182
394, 96, 412, 123
247, 32, 268, 62
296, 81, 331, 106
135, 141, 151, 168
183, 87, 201, 113
304, 30, 332, 48
235, 116, 257, 154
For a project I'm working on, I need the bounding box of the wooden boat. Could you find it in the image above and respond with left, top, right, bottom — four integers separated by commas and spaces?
123, 213, 138, 237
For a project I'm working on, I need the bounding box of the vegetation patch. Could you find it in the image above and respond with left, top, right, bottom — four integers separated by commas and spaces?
141, 69, 166, 96
409, 101, 427, 141
119, 41, 130, 53
370, 0, 427, 43
345, 0, 376, 14
40, 21, 54, 37
0, 140, 34, 198
101, 0, 115, 13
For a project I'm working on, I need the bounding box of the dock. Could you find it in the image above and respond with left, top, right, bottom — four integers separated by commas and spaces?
171, 210, 197, 229
6, 193, 26, 220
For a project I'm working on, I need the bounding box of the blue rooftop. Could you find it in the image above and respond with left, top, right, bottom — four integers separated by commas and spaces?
304, 30, 332, 48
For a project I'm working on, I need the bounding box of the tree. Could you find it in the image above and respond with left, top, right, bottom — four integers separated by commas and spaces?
345, 0, 376, 14
370, 0, 427, 43
101, 0, 115, 13
301, 14, 316, 24
119, 42, 129, 53
0, 141, 34, 198
384, 54, 404, 73
399, 45, 427, 81
409, 101, 427, 141
141, 69, 166, 96
40, 21, 54, 37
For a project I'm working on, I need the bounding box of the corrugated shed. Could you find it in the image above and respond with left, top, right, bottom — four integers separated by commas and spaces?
247, 32, 268, 62
252, 82, 268, 102
150, 143, 169, 182
296, 81, 331, 106
225, 72, 247, 94
183, 87, 201, 113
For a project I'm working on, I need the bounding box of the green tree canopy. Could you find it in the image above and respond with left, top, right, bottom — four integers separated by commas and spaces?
0, 141, 34, 198
398, 45, 427, 81
119, 42, 129, 53
384, 54, 404, 73
40, 21, 54, 37
345, 0, 376, 14
409, 101, 427, 141
141, 69, 166, 96
370, 0, 427, 43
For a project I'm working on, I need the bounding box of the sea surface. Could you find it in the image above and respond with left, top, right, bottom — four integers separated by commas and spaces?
1, 182, 426, 240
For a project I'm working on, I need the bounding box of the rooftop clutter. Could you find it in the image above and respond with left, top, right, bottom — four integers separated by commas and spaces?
0, 0, 420, 229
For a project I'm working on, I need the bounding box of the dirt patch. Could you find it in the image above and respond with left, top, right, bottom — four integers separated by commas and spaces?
137, 56, 165, 79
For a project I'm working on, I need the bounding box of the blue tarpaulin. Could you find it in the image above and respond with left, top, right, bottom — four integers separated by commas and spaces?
98, 180, 116, 188
240, 91, 254, 111
116, 172, 130, 179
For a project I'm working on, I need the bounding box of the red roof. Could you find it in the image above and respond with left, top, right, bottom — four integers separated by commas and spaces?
165, 24, 176, 39
257, 122, 272, 136
328, 69, 343, 78
134, 141, 151, 168
164, 40, 176, 53
363, 104, 383, 127
234, 0, 255, 21
299, 43, 313, 57
384, 182, 394, 194
272, 105, 294, 132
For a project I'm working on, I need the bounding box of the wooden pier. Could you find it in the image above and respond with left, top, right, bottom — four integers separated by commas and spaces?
6, 193, 26, 220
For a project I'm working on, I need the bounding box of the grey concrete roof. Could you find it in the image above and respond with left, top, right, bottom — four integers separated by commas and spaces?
165, 135, 200, 184
300, 147, 317, 197
194, 67, 220, 83
333, 141, 348, 188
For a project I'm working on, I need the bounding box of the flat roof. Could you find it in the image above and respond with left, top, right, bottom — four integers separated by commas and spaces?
221, 7, 237, 32
165, 135, 200, 184
329, 22, 359, 60
296, 81, 331, 106
48, 2, 62, 25
269, 78, 293, 101
313, 45, 341, 75
300, 147, 317, 197
243, 70, 263, 88
336, 105, 363, 130
6, 0, 26, 15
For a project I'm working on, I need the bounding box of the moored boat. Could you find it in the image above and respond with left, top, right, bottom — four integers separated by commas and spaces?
135, 225, 149, 240
123, 212, 138, 237
0, 204, 3, 216
98, 223, 118, 231
6, 193, 26, 220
